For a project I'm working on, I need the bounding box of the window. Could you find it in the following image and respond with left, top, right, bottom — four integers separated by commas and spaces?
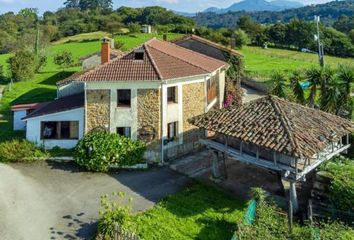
41, 121, 79, 140
117, 127, 131, 138
167, 86, 177, 103
134, 51, 144, 60
117, 90, 131, 107
167, 122, 178, 139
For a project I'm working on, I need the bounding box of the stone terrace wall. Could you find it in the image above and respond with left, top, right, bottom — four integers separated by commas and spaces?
86, 90, 110, 132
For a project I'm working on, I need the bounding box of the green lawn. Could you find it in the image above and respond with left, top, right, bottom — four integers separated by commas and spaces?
0, 33, 182, 141
240, 46, 354, 81
133, 183, 246, 240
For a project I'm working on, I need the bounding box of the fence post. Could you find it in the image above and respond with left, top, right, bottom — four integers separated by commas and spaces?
114, 222, 118, 240
288, 199, 293, 234
308, 200, 313, 225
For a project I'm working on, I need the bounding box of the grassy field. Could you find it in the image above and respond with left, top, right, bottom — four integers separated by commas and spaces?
0, 33, 182, 141
132, 183, 246, 240
240, 46, 354, 81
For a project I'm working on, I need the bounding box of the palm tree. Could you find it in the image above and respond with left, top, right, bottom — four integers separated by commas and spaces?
271, 72, 287, 98
305, 67, 324, 108
290, 70, 305, 104
337, 65, 354, 117
320, 75, 342, 114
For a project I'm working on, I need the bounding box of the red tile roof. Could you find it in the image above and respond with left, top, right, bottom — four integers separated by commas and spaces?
23, 93, 84, 120
173, 34, 243, 57
57, 38, 227, 85
189, 95, 354, 159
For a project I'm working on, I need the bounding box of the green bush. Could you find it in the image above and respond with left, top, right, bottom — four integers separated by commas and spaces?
97, 192, 136, 240
321, 157, 354, 212
74, 132, 146, 172
0, 139, 48, 163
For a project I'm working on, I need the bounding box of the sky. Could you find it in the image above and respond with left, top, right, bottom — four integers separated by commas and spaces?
0, 0, 333, 14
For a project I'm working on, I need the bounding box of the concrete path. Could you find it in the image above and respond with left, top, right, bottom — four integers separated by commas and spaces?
242, 85, 265, 103
0, 161, 189, 240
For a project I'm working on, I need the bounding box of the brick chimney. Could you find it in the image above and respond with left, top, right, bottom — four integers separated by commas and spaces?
101, 37, 110, 64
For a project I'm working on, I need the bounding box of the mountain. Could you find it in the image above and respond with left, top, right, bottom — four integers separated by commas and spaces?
204, 0, 304, 13
173, 11, 196, 17
196, 0, 354, 28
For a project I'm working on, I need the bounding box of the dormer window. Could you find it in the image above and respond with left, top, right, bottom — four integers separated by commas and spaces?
134, 51, 144, 60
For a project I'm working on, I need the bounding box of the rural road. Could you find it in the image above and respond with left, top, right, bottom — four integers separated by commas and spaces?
0, 162, 189, 240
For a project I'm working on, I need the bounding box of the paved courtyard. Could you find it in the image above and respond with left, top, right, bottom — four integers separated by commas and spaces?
0, 161, 189, 240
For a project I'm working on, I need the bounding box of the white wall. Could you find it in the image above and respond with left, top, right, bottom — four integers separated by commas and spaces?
25, 108, 84, 149
13, 110, 27, 130
57, 82, 84, 98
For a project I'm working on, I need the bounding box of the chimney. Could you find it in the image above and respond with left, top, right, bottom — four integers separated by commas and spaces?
101, 37, 110, 64
163, 34, 167, 41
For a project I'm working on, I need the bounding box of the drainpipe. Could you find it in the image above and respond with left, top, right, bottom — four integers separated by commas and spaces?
160, 81, 165, 165
84, 82, 87, 134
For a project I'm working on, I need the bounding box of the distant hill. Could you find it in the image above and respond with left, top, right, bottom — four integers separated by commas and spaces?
196, 0, 354, 28
203, 0, 304, 13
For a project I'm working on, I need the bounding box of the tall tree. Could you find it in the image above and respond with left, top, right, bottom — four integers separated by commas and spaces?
64, 0, 80, 8
79, 0, 113, 10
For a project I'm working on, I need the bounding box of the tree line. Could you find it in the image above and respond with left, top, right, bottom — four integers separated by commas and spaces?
0, 5, 194, 54
195, 0, 354, 27
196, 16, 354, 58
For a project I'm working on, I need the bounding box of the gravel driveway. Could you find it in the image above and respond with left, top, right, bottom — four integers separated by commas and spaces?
0, 161, 189, 240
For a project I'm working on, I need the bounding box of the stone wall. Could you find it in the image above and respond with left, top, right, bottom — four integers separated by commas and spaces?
86, 90, 110, 132
183, 82, 205, 142
137, 89, 161, 152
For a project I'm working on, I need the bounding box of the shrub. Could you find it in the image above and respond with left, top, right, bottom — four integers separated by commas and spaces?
114, 40, 124, 50
53, 50, 74, 71
97, 192, 136, 239
74, 132, 146, 172
238, 188, 354, 240
7, 50, 38, 81
321, 157, 354, 212
0, 139, 48, 163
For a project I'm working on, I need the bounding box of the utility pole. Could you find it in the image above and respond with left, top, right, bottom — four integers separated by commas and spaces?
315, 16, 324, 68
35, 22, 40, 56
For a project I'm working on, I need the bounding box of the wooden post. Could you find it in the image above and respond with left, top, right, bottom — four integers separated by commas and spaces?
273, 151, 277, 166
211, 151, 221, 179
288, 199, 293, 233
308, 200, 313, 225
290, 182, 299, 213
223, 152, 228, 179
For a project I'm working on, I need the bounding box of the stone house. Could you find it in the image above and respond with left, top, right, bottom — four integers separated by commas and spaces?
22, 37, 229, 162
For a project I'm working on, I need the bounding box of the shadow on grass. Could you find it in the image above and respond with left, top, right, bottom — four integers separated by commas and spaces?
159, 183, 247, 218
40, 71, 76, 86
10, 88, 56, 105
196, 218, 239, 240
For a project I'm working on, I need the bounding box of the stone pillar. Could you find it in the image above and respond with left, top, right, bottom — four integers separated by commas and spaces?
289, 182, 299, 213
211, 151, 221, 179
